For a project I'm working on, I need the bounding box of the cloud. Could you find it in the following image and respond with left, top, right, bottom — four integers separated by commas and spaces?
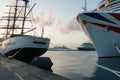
54, 18, 81, 33
35, 9, 54, 27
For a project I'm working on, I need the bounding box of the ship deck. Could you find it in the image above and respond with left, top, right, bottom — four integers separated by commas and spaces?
0, 55, 70, 80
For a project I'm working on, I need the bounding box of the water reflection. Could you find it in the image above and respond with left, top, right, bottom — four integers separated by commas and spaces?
42, 51, 120, 80
42, 51, 98, 80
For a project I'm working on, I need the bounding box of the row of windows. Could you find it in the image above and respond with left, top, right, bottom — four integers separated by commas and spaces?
97, 0, 120, 10
33, 41, 46, 45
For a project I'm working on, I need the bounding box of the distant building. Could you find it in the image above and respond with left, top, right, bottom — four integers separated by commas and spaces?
49, 45, 71, 51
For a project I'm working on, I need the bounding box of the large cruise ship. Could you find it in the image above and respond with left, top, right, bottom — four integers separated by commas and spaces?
77, 0, 120, 58
77, 42, 96, 51
0, 0, 50, 63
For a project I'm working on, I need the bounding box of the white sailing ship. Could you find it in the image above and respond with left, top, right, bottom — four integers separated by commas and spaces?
0, 0, 50, 62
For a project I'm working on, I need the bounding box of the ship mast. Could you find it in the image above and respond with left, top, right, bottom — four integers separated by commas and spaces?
6, 7, 12, 38
12, 0, 18, 35
41, 26, 44, 38
1, 0, 35, 37
21, 0, 29, 35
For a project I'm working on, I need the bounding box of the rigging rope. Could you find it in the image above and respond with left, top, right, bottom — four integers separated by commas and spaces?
28, 3, 36, 37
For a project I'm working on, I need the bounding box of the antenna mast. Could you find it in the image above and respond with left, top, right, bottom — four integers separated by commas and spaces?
83, 0, 87, 12
85, 0, 87, 11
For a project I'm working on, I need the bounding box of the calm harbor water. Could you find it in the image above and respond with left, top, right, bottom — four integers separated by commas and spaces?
42, 51, 120, 80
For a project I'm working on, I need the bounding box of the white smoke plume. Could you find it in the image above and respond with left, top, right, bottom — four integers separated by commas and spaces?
54, 18, 81, 33
35, 9, 54, 27
35, 9, 80, 33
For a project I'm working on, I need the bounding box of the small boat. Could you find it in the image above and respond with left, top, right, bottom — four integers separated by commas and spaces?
0, 0, 50, 62
77, 43, 95, 51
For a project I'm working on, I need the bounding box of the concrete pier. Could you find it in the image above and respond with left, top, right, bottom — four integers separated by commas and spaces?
0, 56, 70, 80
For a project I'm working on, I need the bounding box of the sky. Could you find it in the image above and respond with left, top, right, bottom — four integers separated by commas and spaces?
0, 0, 102, 49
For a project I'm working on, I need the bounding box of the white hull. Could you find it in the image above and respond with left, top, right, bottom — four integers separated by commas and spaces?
0, 0, 50, 63
77, 12, 120, 57
0, 35, 50, 62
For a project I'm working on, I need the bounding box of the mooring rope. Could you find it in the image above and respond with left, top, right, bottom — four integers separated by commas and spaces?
9, 48, 24, 59
96, 64, 120, 77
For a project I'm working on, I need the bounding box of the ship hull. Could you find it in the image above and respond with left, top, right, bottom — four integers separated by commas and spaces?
5, 48, 47, 63
0, 35, 50, 62
77, 12, 120, 58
